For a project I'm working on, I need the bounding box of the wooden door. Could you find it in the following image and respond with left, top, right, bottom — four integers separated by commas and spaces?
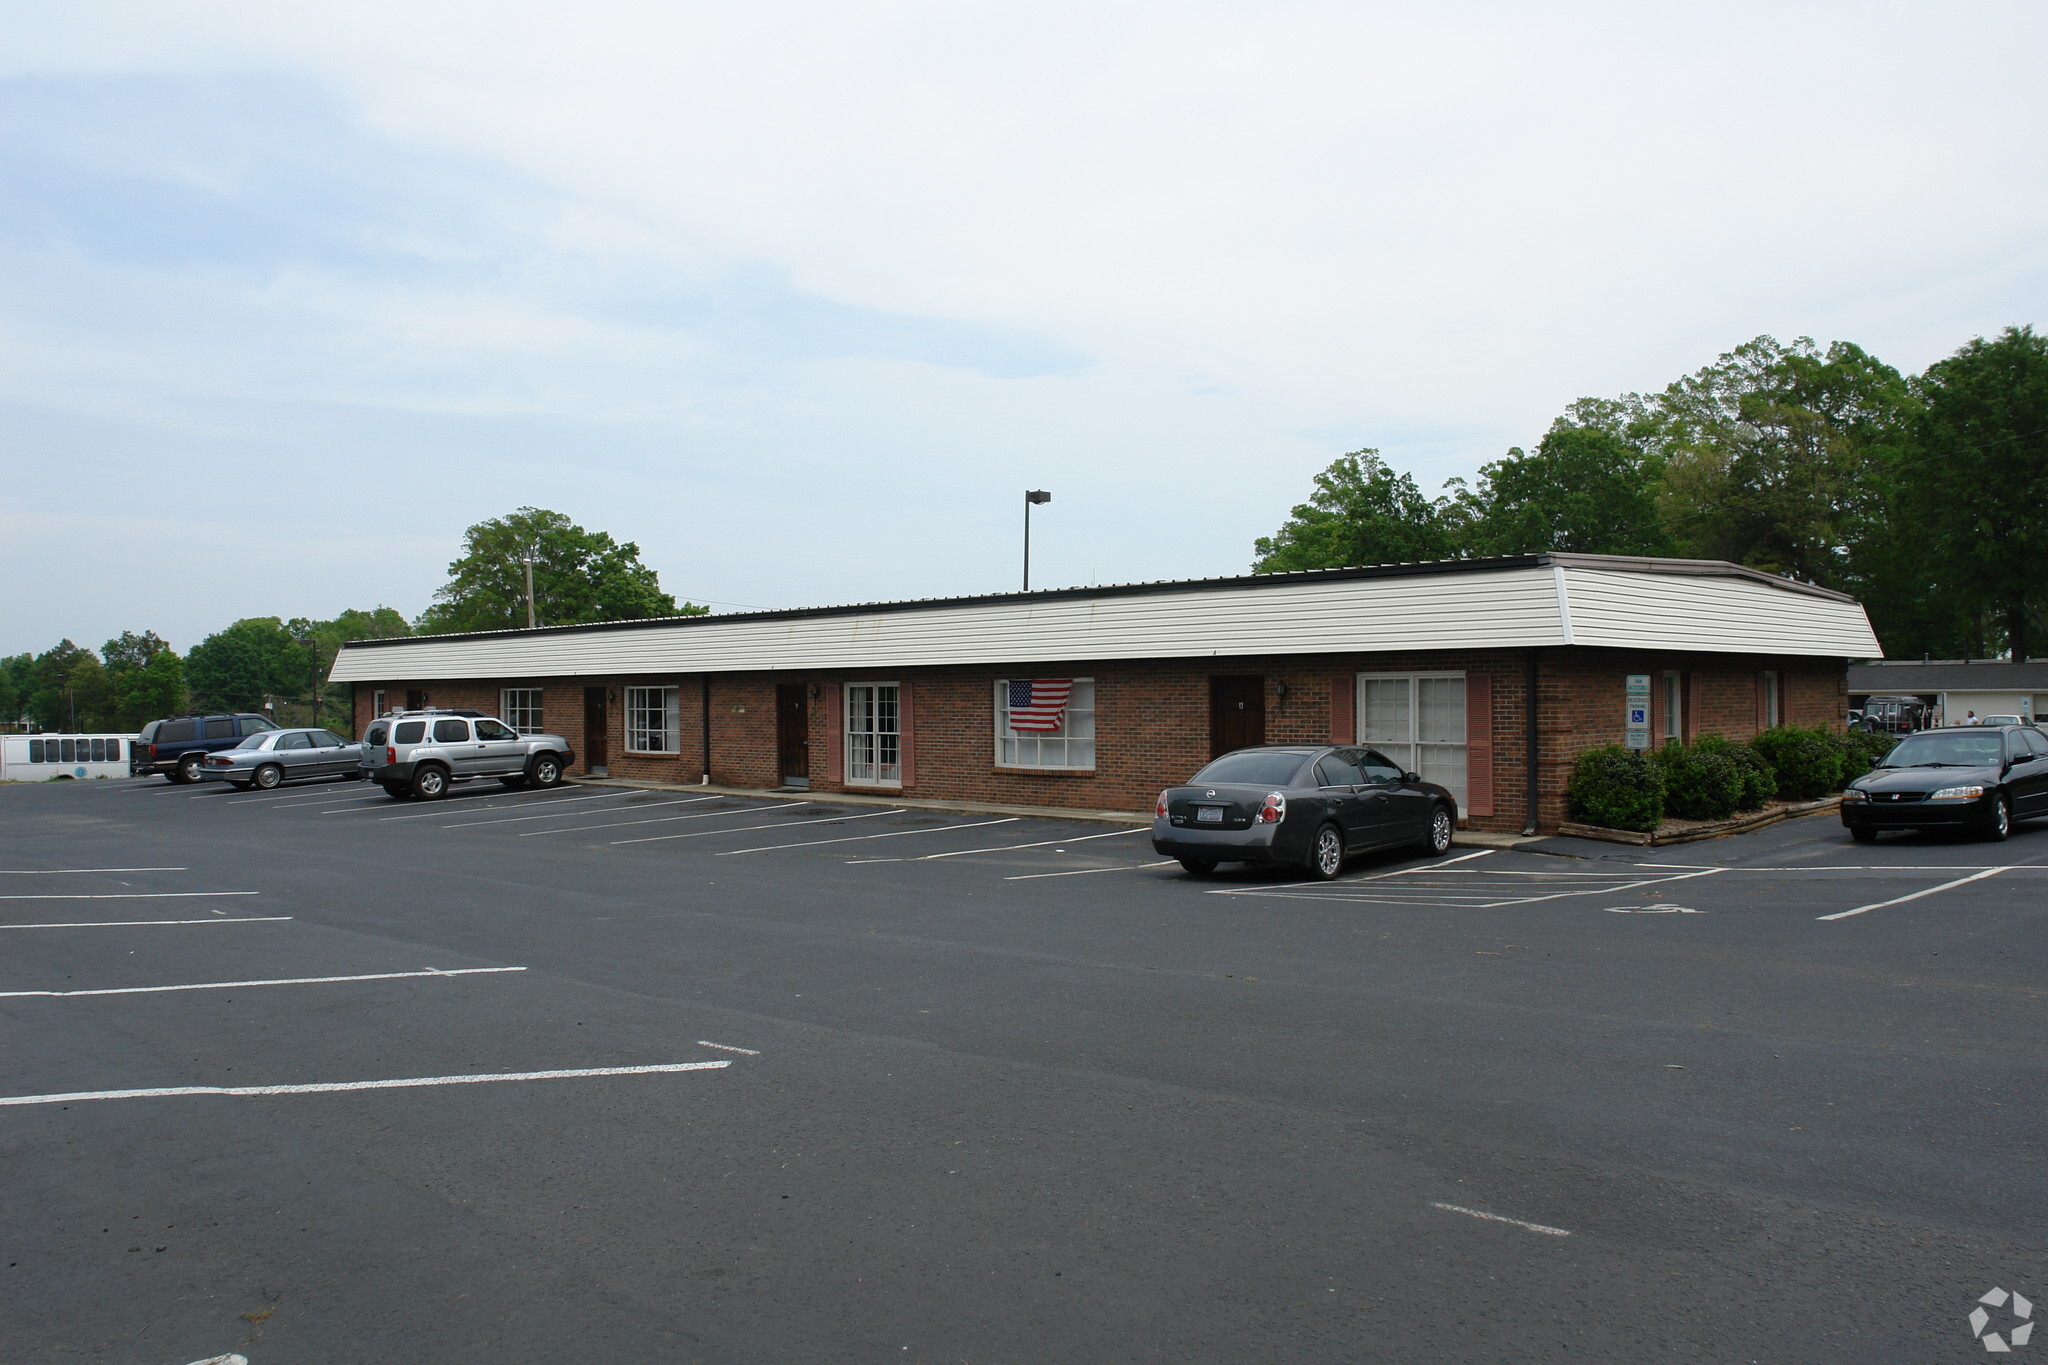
1209, 675, 1266, 757
583, 686, 609, 772
776, 683, 810, 788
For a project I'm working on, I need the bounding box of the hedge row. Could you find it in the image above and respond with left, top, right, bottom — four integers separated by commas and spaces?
1566, 726, 1891, 833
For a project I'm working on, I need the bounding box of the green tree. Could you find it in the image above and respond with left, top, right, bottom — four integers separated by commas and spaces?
102, 630, 172, 673
1252, 450, 1456, 572
415, 508, 699, 634
185, 619, 313, 713
1445, 423, 1673, 557
25, 641, 98, 731
1900, 326, 2048, 660
0, 654, 25, 727
100, 630, 184, 729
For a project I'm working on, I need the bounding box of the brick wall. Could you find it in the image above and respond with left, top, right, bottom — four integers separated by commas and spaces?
346, 647, 1850, 832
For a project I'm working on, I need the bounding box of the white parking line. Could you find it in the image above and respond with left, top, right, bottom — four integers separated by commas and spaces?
225, 786, 374, 806
0, 1060, 728, 1108
443, 793, 715, 828
316, 786, 599, 817
0, 891, 258, 901
847, 826, 1146, 864
719, 816, 1017, 856
0, 867, 186, 875
613, 808, 900, 846
1430, 1201, 1570, 1236
1004, 860, 1178, 880
0, 917, 293, 929
0, 965, 524, 999
696, 1040, 761, 1055
1209, 862, 1721, 907
523, 800, 811, 837
1818, 866, 2010, 920
378, 789, 629, 822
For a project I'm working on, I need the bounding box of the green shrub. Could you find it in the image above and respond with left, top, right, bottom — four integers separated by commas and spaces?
1567, 745, 1666, 832
1692, 733, 1777, 810
1835, 727, 1894, 781
1751, 725, 1847, 800
1653, 741, 1744, 821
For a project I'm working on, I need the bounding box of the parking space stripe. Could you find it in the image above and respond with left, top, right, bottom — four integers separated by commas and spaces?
0, 965, 524, 999
225, 787, 374, 805
613, 808, 899, 846
1818, 865, 2009, 920
442, 793, 718, 828
848, 825, 1145, 864
523, 800, 811, 837
316, 786, 601, 817
0, 867, 186, 875
0, 1060, 728, 1108
719, 816, 1017, 856
0, 891, 258, 901
377, 789, 629, 822
1430, 1202, 1571, 1237
0, 917, 294, 929
1003, 860, 1178, 880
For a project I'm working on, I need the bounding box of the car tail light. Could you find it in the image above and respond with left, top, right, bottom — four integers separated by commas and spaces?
205, 756, 231, 766
1258, 791, 1286, 823
386, 746, 397, 764
1155, 790, 1169, 818
147, 743, 157, 758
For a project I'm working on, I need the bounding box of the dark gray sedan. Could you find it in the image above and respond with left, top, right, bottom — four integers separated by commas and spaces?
196, 728, 366, 790
1152, 744, 1458, 879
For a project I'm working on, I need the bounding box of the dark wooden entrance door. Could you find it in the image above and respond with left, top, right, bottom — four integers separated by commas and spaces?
583, 686, 609, 773
1210, 675, 1266, 757
776, 683, 810, 788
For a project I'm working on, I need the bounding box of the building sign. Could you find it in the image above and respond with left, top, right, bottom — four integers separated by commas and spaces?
1624, 674, 1651, 750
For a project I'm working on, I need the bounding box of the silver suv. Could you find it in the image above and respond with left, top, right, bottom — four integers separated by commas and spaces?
359, 708, 576, 800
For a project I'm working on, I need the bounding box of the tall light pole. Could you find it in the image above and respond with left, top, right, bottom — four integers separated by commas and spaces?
521, 543, 538, 629
1022, 489, 1051, 591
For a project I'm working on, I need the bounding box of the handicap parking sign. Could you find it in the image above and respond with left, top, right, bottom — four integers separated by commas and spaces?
1629, 708, 1647, 724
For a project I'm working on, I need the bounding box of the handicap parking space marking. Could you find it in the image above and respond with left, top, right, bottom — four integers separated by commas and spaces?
613, 807, 902, 846
0, 965, 525, 1000
846, 824, 1147, 864
718, 816, 1019, 856
1603, 906, 1705, 914
376, 788, 631, 822
441, 792, 716, 829
524, 798, 812, 837
0, 916, 294, 930
1004, 859, 1180, 880
0, 1059, 731, 1109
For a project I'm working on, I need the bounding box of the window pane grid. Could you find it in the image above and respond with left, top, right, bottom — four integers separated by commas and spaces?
501, 688, 544, 734
625, 686, 679, 754
994, 679, 1095, 769
1357, 673, 1468, 808
845, 684, 901, 784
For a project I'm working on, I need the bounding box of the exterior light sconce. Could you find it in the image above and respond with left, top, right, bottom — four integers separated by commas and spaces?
1276, 681, 1291, 701
811, 685, 821, 700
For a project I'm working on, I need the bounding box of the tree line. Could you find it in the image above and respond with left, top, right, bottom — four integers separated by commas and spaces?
4, 508, 699, 733
1253, 325, 2048, 660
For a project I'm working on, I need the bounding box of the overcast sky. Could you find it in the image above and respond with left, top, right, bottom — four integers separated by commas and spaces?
5, 1, 2046, 655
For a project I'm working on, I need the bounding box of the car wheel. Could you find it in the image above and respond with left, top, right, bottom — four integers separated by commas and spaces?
1849, 824, 1878, 844
1420, 803, 1454, 855
252, 763, 284, 790
1984, 795, 2011, 842
411, 765, 449, 800
499, 774, 530, 789
1177, 857, 1217, 875
380, 782, 411, 800
1304, 823, 1345, 881
529, 755, 563, 788
172, 753, 203, 784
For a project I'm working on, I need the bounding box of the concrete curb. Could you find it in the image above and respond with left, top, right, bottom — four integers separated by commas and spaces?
1558, 796, 1843, 848
574, 777, 1538, 849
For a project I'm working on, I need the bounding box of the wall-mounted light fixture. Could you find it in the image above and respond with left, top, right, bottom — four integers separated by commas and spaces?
811, 685, 821, 700
1276, 681, 1292, 700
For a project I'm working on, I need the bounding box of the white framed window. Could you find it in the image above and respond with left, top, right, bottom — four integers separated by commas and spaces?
501, 687, 545, 734
625, 686, 680, 754
1762, 671, 1781, 728
844, 682, 900, 785
1357, 673, 1467, 807
995, 678, 1095, 769
1663, 671, 1683, 741
371, 689, 386, 717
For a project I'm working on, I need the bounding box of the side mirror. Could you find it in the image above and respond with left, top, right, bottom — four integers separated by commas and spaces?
1402, 771, 1421, 784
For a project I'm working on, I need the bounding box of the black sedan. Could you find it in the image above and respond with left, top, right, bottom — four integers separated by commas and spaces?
1841, 725, 2048, 842
1152, 744, 1458, 878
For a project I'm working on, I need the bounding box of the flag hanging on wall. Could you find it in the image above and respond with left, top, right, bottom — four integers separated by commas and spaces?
1006, 679, 1073, 732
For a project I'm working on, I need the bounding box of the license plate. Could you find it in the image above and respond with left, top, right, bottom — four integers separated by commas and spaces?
1196, 807, 1224, 823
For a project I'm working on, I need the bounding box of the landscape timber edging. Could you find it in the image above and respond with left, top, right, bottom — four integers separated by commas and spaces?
1558, 796, 1843, 848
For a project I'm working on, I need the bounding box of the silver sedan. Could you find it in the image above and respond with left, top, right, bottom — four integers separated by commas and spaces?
196, 728, 366, 790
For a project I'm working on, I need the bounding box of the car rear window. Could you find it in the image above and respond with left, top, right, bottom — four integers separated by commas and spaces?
158, 719, 197, 743
1191, 752, 1308, 786
433, 719, 470, 742
394, 721, 426, 743
365, 724, 388, 746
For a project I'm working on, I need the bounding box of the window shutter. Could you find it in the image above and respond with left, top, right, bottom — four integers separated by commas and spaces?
898, 680, 915, 787
1754, 674, 1768, 733
1464, 672, 1494, 817
824, 684, 843, 784
1685, 673, 1702, 740
1330, 675, 1355, 744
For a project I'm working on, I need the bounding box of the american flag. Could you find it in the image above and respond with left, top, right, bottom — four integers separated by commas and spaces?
1006, 679, 1073, 732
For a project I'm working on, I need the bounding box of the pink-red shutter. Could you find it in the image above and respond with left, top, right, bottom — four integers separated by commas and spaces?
824, 684, 843, 784
1330, 675, 1355, 744
897, 680, 915, 787
1685, 673, 1702, 741
1464, 672, 1495, 817
1754, 673, 1768, 734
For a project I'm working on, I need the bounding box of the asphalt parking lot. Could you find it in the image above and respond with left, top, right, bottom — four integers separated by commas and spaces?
4, 775, 2044, 1362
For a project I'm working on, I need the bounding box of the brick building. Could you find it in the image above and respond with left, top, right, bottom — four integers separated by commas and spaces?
329, 553, 1880, 833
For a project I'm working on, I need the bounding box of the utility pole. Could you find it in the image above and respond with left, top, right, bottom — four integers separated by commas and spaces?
301, 634, 319, 729
522, 544, 538, 629
1023, 490, 1051, 591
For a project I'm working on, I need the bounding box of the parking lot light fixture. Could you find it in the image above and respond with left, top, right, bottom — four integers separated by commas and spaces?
1023, 489, 1051, 591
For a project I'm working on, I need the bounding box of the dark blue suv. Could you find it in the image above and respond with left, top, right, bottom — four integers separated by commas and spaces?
133, 713, 281, 783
